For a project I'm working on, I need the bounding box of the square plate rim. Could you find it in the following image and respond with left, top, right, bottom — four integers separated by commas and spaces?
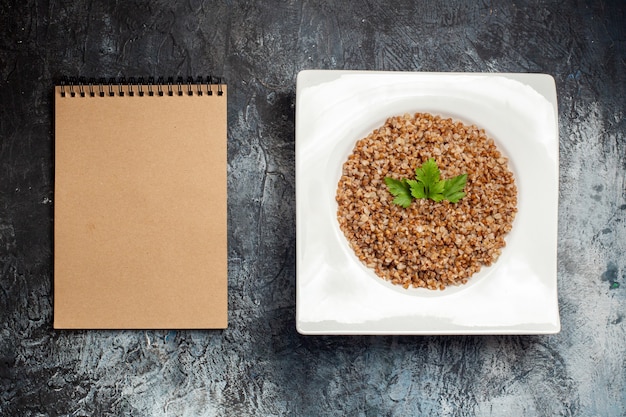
295, 69, 560, 336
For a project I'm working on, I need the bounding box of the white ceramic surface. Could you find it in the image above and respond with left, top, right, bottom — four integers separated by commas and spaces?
295, 70, 560, 335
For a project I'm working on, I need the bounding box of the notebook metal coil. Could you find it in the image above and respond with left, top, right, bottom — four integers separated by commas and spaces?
59, 76, 224, 98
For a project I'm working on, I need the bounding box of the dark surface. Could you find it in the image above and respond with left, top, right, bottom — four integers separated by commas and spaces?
1, 1, 625, 416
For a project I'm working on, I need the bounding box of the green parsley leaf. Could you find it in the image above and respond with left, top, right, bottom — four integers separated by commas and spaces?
384, 177, 413, 208
430, 179, 447, 200
442, 174, 467, 203
385, 158, 467, 207
406, 179, 425, 199
415, 158, 441, 187
414, 158, 447, 201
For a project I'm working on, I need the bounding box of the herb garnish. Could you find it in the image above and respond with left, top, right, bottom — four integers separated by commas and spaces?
384, 158, 467, 207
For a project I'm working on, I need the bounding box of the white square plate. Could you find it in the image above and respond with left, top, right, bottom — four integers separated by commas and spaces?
295, 70, 560, 335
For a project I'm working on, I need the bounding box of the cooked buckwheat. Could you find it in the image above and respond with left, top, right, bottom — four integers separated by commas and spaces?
336, 113, 517, 290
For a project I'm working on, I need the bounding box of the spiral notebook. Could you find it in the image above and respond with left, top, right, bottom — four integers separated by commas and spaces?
53, 77, 227, 329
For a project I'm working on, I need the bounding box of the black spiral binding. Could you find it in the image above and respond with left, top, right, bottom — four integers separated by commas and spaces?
59, 76, 224, 97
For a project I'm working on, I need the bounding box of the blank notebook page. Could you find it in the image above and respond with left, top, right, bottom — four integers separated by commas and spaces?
53, 82, 227, 329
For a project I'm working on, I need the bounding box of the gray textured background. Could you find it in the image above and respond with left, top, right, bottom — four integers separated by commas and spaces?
1, 0, 625, 416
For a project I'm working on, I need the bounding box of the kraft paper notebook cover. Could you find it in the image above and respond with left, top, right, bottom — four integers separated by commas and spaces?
54, 77, 227, 329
